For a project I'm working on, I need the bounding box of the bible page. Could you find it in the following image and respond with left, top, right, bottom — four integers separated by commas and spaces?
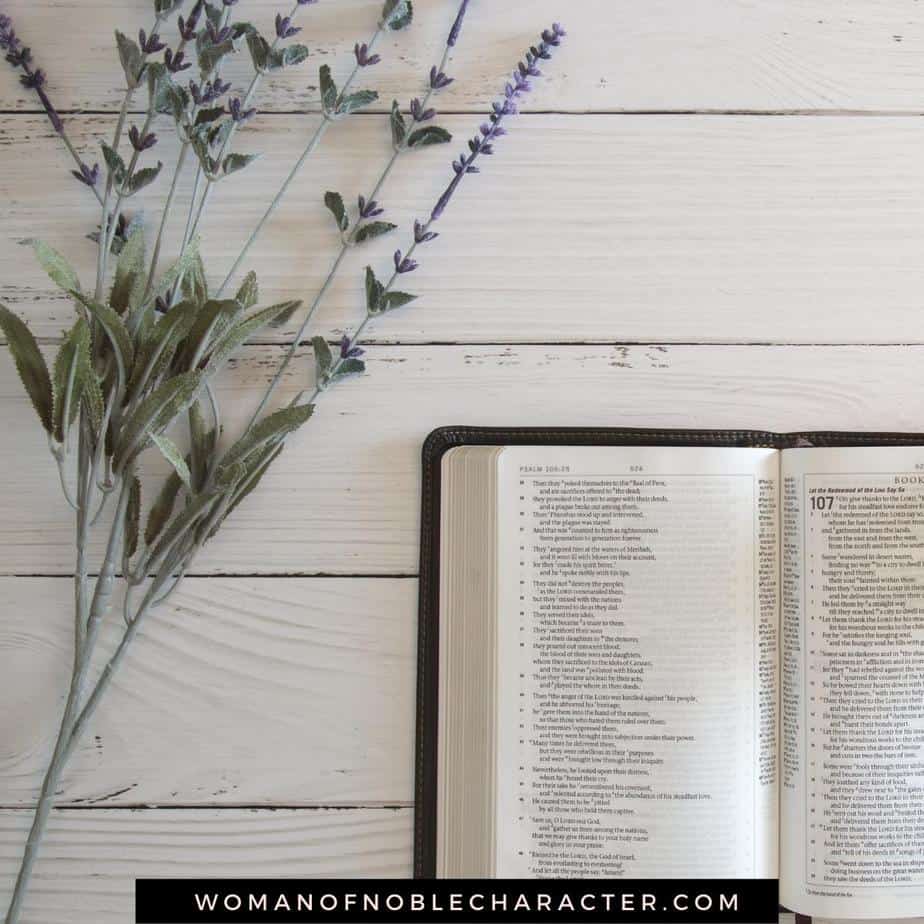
493, 445, 780, 879
780, 446, 924, 919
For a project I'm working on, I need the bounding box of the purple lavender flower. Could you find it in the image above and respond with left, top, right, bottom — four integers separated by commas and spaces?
128, 124, 158, 151
297, 0, 319, 4
393, 250, 418, 274
228, 97, 256, 123
275, 13, 301, 39
358, 195, 383, 219
429, 66, 453, 90
446, 0, 470, 47
164, 48, 191, 72
430, 24, 565, 222
413, 220, 438, 244
1, 15, 65, 135
138, 29, 166, 54
354, 42, 381, 68
223, 0, 240, 5
409, 97, 435, 122
72, 162, 100, 188
207, 21, 232, 44
339, 335, 365, 359
177, 2, 203, 42
190, 76, 231, 105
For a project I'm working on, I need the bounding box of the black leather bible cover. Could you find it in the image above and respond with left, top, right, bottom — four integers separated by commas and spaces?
414, 426, 924, 881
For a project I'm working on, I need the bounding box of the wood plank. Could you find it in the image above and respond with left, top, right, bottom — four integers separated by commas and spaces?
4, 0, 924, 113
0, 578, 416, 807
0, 807, 412, 922
2, 343, 924, 575
5, 114, 924, 344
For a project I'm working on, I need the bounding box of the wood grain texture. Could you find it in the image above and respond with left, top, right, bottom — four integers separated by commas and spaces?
0, 578, 416, 807
0, 808, 412, 922
3, 343, 924, 576
6, 114, 924, 344
5, 0, 924, 113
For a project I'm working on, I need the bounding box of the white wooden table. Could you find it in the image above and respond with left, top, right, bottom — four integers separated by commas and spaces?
2, 0, 924, 918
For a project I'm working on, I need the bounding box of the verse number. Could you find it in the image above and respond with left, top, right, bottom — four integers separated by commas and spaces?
810, 495, 835, 511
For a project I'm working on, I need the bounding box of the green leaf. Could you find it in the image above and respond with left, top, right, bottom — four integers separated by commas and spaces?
115, 370, 203, 471
364, 266, 385, 314
151, 432, 192, 489
246, 32, 271, 71
181, 253, 209, 307
147, 62, 173, 114
69, 290, 135, 387
148, 488, 218, 565
219, 402, 314, 472
235, 271, 258, 310
381, 0, 413, 30
319, 64, 337, 114
126, 161, 163, 196
195, 106, 225, 125
312, 336, 333, 388
154, 0, 184, 14
101, 142, 127, 185
333, 357, 366, 379
337, 89, 378, 115
266, 300, 301, 329
188, 399, 217, 491
0, 303, 53, 433
214, 441, 284, 533
115, 30, 143, 87
176, 298, 240, 370
162, 81, 190, 122
146, 236, 200, 308
353, 221, 397, 244
128, 301, 199, 397
222, 152, 259, 177
144, 469, 183, 546
31, 239, 81, 294
51, 319, 91, 443
110, 226, 147, 314
80, 361, 105, 439
125, 475, 141, 560
204, 301, 302, 376
407, 125, 452, 148
390, 100, 406, 146
384, 290, 418, 311
278, 43, 309, 68
323, 191, 349, 232
199, 39, 235, 77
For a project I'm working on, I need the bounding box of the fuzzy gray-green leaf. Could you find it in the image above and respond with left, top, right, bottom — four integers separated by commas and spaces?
115, 370, 203, 471
115, 30, 143, 87
337, 89, 378, 115
0, 303, 53, 433
101, 143, 127, 185
188, 399, 217, 491
381, 0, 413, 30
246, 32, 271, 71
265, 300, 300, 329
177, 298, 240, 370
353, 221, 397, 244
319, 64, 337, 114
407, 125, 452, 148
384, 290, 418, 311
31, 239, 81, 294
312, 336, 333, 387
222, 153, 259, 177
204, 300, 302, 375
110, 226, 147, 314
125, 476, 141, 560
181, 253, 209, 308
151, 432, 192, 489
126, 161, 163, 196
218, 402, 314, 472
390, 100, 406, 146
144, 469, 183, 546
199, 39, 235, 78
146, 235, 200, 307
51, 319, 91, 443
128, 301, 199, 397
364, 266, 385, 314
70, 290, 135, 386
235, 271, 258, 310
323, 191, 349, 232
333, 357, 366, 379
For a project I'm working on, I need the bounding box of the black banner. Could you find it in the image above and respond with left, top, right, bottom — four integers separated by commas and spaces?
136, 878, 779, 923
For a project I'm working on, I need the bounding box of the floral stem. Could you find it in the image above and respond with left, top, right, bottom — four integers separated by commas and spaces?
143, 139, 189, 304
213, 25, 386, 298
3, 476, 132, 924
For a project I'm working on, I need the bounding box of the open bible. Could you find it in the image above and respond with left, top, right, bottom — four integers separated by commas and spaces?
414, 427, 924, 921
